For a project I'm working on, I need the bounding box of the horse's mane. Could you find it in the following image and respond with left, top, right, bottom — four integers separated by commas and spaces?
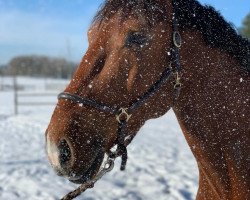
177, 0, 250, 72
93, 0, 250, 72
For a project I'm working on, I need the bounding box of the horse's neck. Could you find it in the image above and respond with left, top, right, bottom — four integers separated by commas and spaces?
172, 30, 250, 198
174, 30, 249, 139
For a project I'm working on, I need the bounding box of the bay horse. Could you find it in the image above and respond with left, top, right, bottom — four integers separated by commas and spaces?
46, 0, 250, 199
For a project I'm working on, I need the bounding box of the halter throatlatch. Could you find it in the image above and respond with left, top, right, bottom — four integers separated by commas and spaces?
59, 0, 182, 199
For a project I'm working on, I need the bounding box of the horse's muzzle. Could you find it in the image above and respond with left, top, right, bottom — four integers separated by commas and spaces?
46, 133, 105, 184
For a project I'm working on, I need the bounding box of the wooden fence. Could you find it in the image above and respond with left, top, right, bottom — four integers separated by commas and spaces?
14, 92, 58, 115
12, 76, 62, 115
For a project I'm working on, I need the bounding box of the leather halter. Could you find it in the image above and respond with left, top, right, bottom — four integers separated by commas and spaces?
58, 0, 182, 171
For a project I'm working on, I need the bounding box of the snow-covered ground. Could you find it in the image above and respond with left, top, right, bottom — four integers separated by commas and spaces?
0, 77, 198, 200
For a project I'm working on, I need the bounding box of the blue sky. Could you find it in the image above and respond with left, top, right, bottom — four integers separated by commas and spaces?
0, 0, 249, 65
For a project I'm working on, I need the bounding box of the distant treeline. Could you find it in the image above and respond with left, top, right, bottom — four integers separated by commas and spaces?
240, 13, 250, 39
0, 55, 78, 79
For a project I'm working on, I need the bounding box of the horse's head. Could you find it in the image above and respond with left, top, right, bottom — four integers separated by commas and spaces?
46, 1, 177, 184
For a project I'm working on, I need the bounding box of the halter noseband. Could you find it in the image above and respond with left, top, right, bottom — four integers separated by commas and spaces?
58, 0, 181, 195
58, 65, 174, 170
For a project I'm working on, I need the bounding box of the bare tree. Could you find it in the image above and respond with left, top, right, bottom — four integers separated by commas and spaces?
6, 55, 77, 78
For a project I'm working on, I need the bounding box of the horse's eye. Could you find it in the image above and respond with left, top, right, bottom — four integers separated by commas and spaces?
126, 32, 148, 47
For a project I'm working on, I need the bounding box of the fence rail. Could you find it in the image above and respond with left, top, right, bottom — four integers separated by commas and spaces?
14, 91, 58, 114
17, 102, 57, 106
18, 92, 59, 97
11, 76, 64, 115
0, 76, 67, 115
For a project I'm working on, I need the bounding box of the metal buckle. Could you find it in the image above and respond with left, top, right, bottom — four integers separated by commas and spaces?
174, 72, 182, 89
173, 31, 182, 48
115, 108, 132, 123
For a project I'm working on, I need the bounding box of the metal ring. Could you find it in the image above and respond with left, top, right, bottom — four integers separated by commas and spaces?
104, 159, 115, 171
173, 31, 182, 48
115, 108, 132, 123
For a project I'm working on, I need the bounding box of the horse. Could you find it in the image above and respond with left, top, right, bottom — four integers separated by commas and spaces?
45, 0, 250, 199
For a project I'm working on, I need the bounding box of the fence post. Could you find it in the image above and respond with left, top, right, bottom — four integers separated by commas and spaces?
13, 75, 18, 115
0, 75, 3, 91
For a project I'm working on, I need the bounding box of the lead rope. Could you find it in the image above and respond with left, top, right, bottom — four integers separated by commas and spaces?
61, 154, 115, 200
61, 138, 132, 200
61, 110, 131, 200
61, 143, 130, 200
116, 120, 128, 170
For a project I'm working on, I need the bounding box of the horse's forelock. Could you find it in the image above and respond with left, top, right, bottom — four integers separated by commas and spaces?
92, 0, 167, 26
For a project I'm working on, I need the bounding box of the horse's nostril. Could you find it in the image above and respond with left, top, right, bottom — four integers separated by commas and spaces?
58, 139, 72, 166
